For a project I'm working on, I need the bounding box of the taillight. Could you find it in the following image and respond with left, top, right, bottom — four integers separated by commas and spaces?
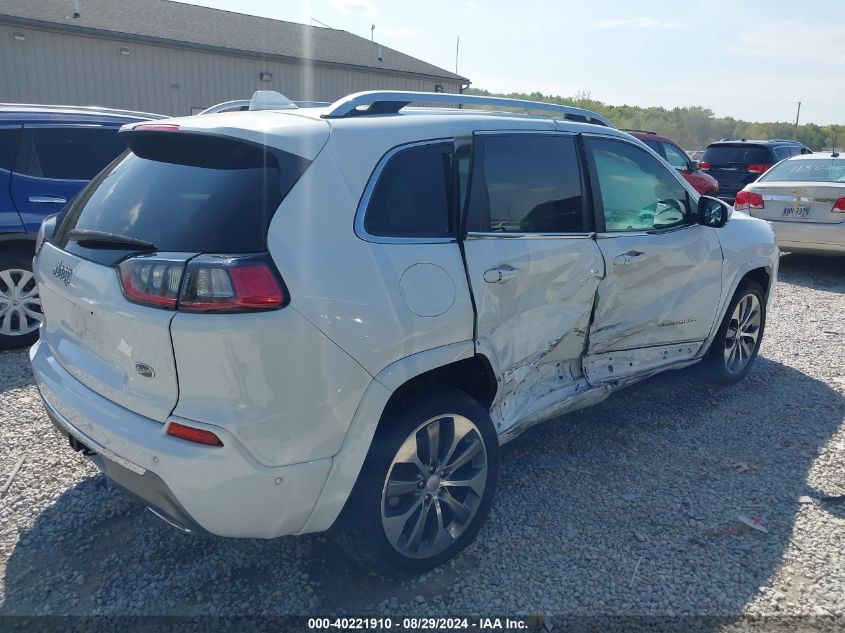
179, 254, 286, 312
699, 161, 711, 170
117, 253, 287, 312
833, 197, 845, 213
735, 190, 764, 211
747, 164, 771, 174
166, 420, 223, 447
118, 256, 185, 309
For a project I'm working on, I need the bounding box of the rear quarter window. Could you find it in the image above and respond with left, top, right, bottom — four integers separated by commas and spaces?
363, 141, 454, 239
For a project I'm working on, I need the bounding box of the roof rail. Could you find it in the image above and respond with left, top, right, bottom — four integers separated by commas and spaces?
0, 102, 166, 119
322, 91, 614, 127
769, 138, 799, 143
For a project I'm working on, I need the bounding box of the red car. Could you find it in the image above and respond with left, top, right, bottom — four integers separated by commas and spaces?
626, 130, 719, 196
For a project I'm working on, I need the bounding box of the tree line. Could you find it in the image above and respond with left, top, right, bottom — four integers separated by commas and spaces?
465, 88, 843, 152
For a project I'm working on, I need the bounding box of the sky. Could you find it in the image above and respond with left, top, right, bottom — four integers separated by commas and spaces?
173, 0, 845, 125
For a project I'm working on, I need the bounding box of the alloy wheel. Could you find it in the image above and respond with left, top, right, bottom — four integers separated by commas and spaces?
0, 269, 42, 337
381, 414, 488, 559
723, 293, 761, 374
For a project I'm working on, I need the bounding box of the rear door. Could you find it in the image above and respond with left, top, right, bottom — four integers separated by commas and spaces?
582, 135, 723, 383
10, 125, 126, 232
462, 132, 604, 426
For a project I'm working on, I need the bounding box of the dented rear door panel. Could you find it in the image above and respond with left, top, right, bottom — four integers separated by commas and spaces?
464, 235, 604, 434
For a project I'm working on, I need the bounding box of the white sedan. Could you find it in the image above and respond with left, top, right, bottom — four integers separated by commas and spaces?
737, 153, 845, 255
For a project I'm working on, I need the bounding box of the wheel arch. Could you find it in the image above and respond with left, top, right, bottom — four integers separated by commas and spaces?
0, 233, 37, 255
300, 342, 499, 535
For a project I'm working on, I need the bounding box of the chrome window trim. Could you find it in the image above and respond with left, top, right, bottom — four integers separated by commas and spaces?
466, 231, 595, 240
595, 223, 699, 239
355, 138, 458, 245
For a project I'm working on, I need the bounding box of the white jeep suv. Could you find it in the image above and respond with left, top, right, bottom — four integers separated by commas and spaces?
31, 91, 778, 576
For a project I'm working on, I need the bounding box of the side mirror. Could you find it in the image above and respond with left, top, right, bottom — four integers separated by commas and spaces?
697, 196, 730, 228
35, 212, 60, 255
688, 160, 700, 171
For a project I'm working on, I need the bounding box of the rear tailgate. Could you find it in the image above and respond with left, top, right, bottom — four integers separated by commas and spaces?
748, 182, 845, 224
34, 244, 188, 422
35, 113, 328, 424
702, 144, 772, 200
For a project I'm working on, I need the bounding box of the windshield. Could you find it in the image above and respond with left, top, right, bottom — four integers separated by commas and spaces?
759, 158, 845, 183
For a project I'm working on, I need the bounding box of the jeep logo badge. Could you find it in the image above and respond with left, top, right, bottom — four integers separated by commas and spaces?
52, 261, 73, 286
135, 363, 155, 379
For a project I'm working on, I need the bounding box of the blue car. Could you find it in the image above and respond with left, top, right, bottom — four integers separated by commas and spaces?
0, 104, 162, 349
700, 138, 813, 204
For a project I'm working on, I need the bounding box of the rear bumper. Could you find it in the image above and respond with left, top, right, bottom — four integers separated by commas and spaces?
31, 339, 332, 538
770, 219, 845, 255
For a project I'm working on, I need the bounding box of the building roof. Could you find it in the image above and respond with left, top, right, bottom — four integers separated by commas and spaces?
0, 0, 468, 83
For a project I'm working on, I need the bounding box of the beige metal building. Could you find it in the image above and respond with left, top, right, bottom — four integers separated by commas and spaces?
0, 0, 468, 116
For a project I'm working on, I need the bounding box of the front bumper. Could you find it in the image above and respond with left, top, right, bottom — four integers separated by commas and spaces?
770, 220, 845, 255
31, 339, 333, 538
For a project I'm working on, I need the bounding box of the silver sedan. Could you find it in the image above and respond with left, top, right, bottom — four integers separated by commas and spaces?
736, 153, 845, 255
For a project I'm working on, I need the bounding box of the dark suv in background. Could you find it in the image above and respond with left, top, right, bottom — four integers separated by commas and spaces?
0, 104, 161, 349
701, 139, 813, 204
626, 130, 720, 196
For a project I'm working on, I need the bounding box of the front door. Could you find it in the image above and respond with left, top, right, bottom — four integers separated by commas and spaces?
461, 132, 604, 431
581, 135, 723, 384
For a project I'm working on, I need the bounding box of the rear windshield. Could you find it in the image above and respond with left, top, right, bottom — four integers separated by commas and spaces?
54, 131, 309, 262
702, 144, 771, 166
760, 159, 845, 183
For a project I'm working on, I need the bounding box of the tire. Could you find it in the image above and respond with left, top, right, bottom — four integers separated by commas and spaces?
333, 384, 499, 577
0, 248, 42, 351
701, 278, 766, 385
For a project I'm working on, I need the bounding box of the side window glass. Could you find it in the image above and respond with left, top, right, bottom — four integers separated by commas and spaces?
467, 134, 585, 233
643, 140, 662, 154
587, 137, 691, 232
0, 128, 22, 172
364, 142, 453, 238
774, 147, 790, 160
663, 143, 690, 170
17, 127, 126, 181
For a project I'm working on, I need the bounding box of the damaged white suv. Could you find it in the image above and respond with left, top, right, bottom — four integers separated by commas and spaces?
31, 91, 778, 576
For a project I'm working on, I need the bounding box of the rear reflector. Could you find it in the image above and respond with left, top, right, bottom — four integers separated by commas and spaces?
699, 161, 711, 170
134, 123, 180, 132
735, 190, 764, 211
833, 197, 845, 212
166, 421, 223, 446
746, 164, 771, 174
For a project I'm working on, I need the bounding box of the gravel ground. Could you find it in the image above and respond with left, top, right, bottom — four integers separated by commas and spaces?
1, 253, 843, 630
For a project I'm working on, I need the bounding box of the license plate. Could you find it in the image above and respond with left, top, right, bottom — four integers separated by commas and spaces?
783, 205, 811, 218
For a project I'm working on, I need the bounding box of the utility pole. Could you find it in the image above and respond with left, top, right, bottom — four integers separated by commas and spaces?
793, 101, 801, 140
371, 24, 375, 43
455, 36, 460, 75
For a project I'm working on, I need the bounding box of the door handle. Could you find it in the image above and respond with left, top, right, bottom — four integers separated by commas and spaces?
29, 195, 67, 205
613, 251, 645, 266
483, 266, 519, 284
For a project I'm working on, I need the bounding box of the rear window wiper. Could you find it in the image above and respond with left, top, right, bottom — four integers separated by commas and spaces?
68, 229, 157, 252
